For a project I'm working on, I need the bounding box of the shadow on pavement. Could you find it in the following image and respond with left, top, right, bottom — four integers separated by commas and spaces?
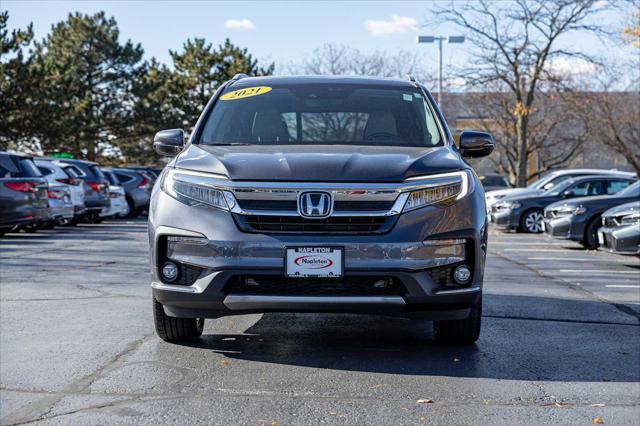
185, 294, 639, 383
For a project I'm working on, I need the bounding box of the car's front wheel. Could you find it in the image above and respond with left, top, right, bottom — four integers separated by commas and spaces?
153, 298, 204, 342
581, 217, 601, 249
520, 209, 544, 233
433, 295, 482, 345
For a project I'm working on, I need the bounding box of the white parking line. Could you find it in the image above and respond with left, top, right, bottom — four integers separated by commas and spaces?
490, 242, 558, 245
559, 269, 640, 275
501, 249, 571, 252
605, 285, 640, 288
528, 257, 635, 263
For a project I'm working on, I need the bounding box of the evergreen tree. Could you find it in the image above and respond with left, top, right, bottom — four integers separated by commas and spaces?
0, 12, 35, 150
31, 12, 144, 160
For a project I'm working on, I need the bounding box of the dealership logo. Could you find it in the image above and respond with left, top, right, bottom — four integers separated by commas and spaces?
294, 255, 334, 269
298, 191, 333, 218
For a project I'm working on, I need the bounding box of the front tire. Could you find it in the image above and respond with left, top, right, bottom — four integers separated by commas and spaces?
433, 295, 482, 345
520, 209, 544, 233
153, 298, 204, 342
581, 217, 601, 249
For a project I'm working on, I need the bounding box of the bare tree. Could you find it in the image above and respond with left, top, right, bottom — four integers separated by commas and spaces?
573, 66, 640, 174
434, 0, 609, 186
287, 43, 434, 82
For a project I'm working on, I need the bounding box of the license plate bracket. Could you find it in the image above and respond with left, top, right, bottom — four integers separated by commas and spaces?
285, 246, 344, 278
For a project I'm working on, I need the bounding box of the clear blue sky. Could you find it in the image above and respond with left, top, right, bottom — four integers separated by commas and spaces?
2, 1, 634, 78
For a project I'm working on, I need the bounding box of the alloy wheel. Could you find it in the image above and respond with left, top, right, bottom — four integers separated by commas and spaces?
524, 211, 544, 233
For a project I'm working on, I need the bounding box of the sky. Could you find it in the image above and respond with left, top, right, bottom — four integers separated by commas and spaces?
2, 1, 636, 80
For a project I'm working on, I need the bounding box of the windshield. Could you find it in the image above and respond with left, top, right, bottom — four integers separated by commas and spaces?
616, 181, 640, 198
199, 84, 443, 147
480, 175, 508, 187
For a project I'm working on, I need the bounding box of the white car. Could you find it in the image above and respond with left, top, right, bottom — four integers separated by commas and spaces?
35, 158, 86, 224
101, 169, 129, 218
486, 169, 637, 214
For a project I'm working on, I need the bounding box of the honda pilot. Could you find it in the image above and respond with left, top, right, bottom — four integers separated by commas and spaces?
149, 75, 494, 345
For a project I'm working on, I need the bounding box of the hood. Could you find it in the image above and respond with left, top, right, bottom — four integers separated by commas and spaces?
174, 144, 463, 182
603, 201, 640, 218
486, 188, 544, 199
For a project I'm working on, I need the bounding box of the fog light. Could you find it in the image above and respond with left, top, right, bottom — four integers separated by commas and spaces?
161, 262, 179, 282
453, 265, 472, 285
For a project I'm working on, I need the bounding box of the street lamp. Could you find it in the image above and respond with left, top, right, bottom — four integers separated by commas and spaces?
417, 35, 465, 108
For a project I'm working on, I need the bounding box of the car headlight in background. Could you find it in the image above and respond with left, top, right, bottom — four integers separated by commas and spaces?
162, 168, 236, 210
403, 171, 471, 212
620, 212, 640, 225
494, 200, 520, 210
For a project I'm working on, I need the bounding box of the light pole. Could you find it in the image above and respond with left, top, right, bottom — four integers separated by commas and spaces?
417, 35, 465, 109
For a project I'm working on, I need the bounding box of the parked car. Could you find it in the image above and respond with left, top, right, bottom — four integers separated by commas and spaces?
490, 174, 636, 233
149, 74, 495, 345
101, 169, 129, 218
0, 151, 50, 235
35, 158, 86, 225
110, 168, 153, 217
126, 166, 162, 179
479, 174, 511, 192
485, 169, 636, 212
598, 200, 640, 255
54, 158, 110, 223
543, 180, 639, 248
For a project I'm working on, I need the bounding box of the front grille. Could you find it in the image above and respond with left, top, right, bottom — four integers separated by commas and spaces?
236, 199, 394, 212
234, 214, 394, 234
224, 275, 406, 296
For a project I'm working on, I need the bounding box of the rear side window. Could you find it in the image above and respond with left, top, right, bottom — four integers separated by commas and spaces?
38, 165, 56, 176
63, 165, 84, 178
104, 171, 120, 185
18, 159, 43, 177
114, 172, 134, 183
89, 165, 106, 179
607, 180, 631, 194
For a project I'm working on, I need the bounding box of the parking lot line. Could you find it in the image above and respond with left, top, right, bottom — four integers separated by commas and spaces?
605, 285, 640, 288
528, 257, 634, 263
501, 248, 572, 252
558, 269, 640, 275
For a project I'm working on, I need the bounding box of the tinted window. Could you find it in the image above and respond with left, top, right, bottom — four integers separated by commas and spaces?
38, 165, 56, 176
607, 180, 631, 194
89, 165, 106, 179
104, 171, 120, 185
63, 165, 83, 178
480, 175, 508, 187
200, 85, 443, 147
18, 159, 43, 177
114, 172, 133, 183
568, 180, 605, 196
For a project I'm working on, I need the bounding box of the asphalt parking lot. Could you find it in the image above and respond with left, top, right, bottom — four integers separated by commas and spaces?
1, 220, 639, 425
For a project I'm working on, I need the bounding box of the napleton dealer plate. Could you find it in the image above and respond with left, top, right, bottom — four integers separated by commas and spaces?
285, 247, 343, 278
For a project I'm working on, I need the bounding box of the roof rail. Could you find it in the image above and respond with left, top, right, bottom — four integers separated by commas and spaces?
407, 74, 417, 82
231, 73, 249, 81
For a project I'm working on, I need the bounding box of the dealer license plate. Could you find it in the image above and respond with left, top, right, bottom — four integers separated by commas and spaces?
285, 247, 343, 278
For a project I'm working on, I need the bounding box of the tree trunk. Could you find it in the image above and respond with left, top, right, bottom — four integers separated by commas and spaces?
516, 115, 528, 187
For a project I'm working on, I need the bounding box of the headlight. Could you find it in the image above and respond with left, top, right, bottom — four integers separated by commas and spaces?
495, 200, 520, 210
162, 168, 235, 210
620, 212, 640, 225
403, 171, 471, 212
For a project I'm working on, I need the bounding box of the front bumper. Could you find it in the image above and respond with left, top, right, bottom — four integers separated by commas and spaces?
149, 183, 487, 319
598, 225, 640, 255
544, 216, 571, 238
490, 208, 519, 229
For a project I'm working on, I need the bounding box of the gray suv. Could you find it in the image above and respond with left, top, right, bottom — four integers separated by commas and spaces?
149, 75, 494, 345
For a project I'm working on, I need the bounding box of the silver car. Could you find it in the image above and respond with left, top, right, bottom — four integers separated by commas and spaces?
35, 158, 86, 224
101, 169, 129, 218
148, 75, 495, 345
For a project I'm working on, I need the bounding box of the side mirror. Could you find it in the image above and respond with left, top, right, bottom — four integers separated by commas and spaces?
154, 129, 184, 156
562, 190, 575, 198
459, 130, 495, 158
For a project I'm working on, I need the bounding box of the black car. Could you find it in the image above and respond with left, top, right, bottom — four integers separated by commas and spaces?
0, 152, 50, 235
490, 175, 636, 233
598, 201, 640, 255
110, 168, 153, 217
544, 181, 640, 248
479, 174, 511, 192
